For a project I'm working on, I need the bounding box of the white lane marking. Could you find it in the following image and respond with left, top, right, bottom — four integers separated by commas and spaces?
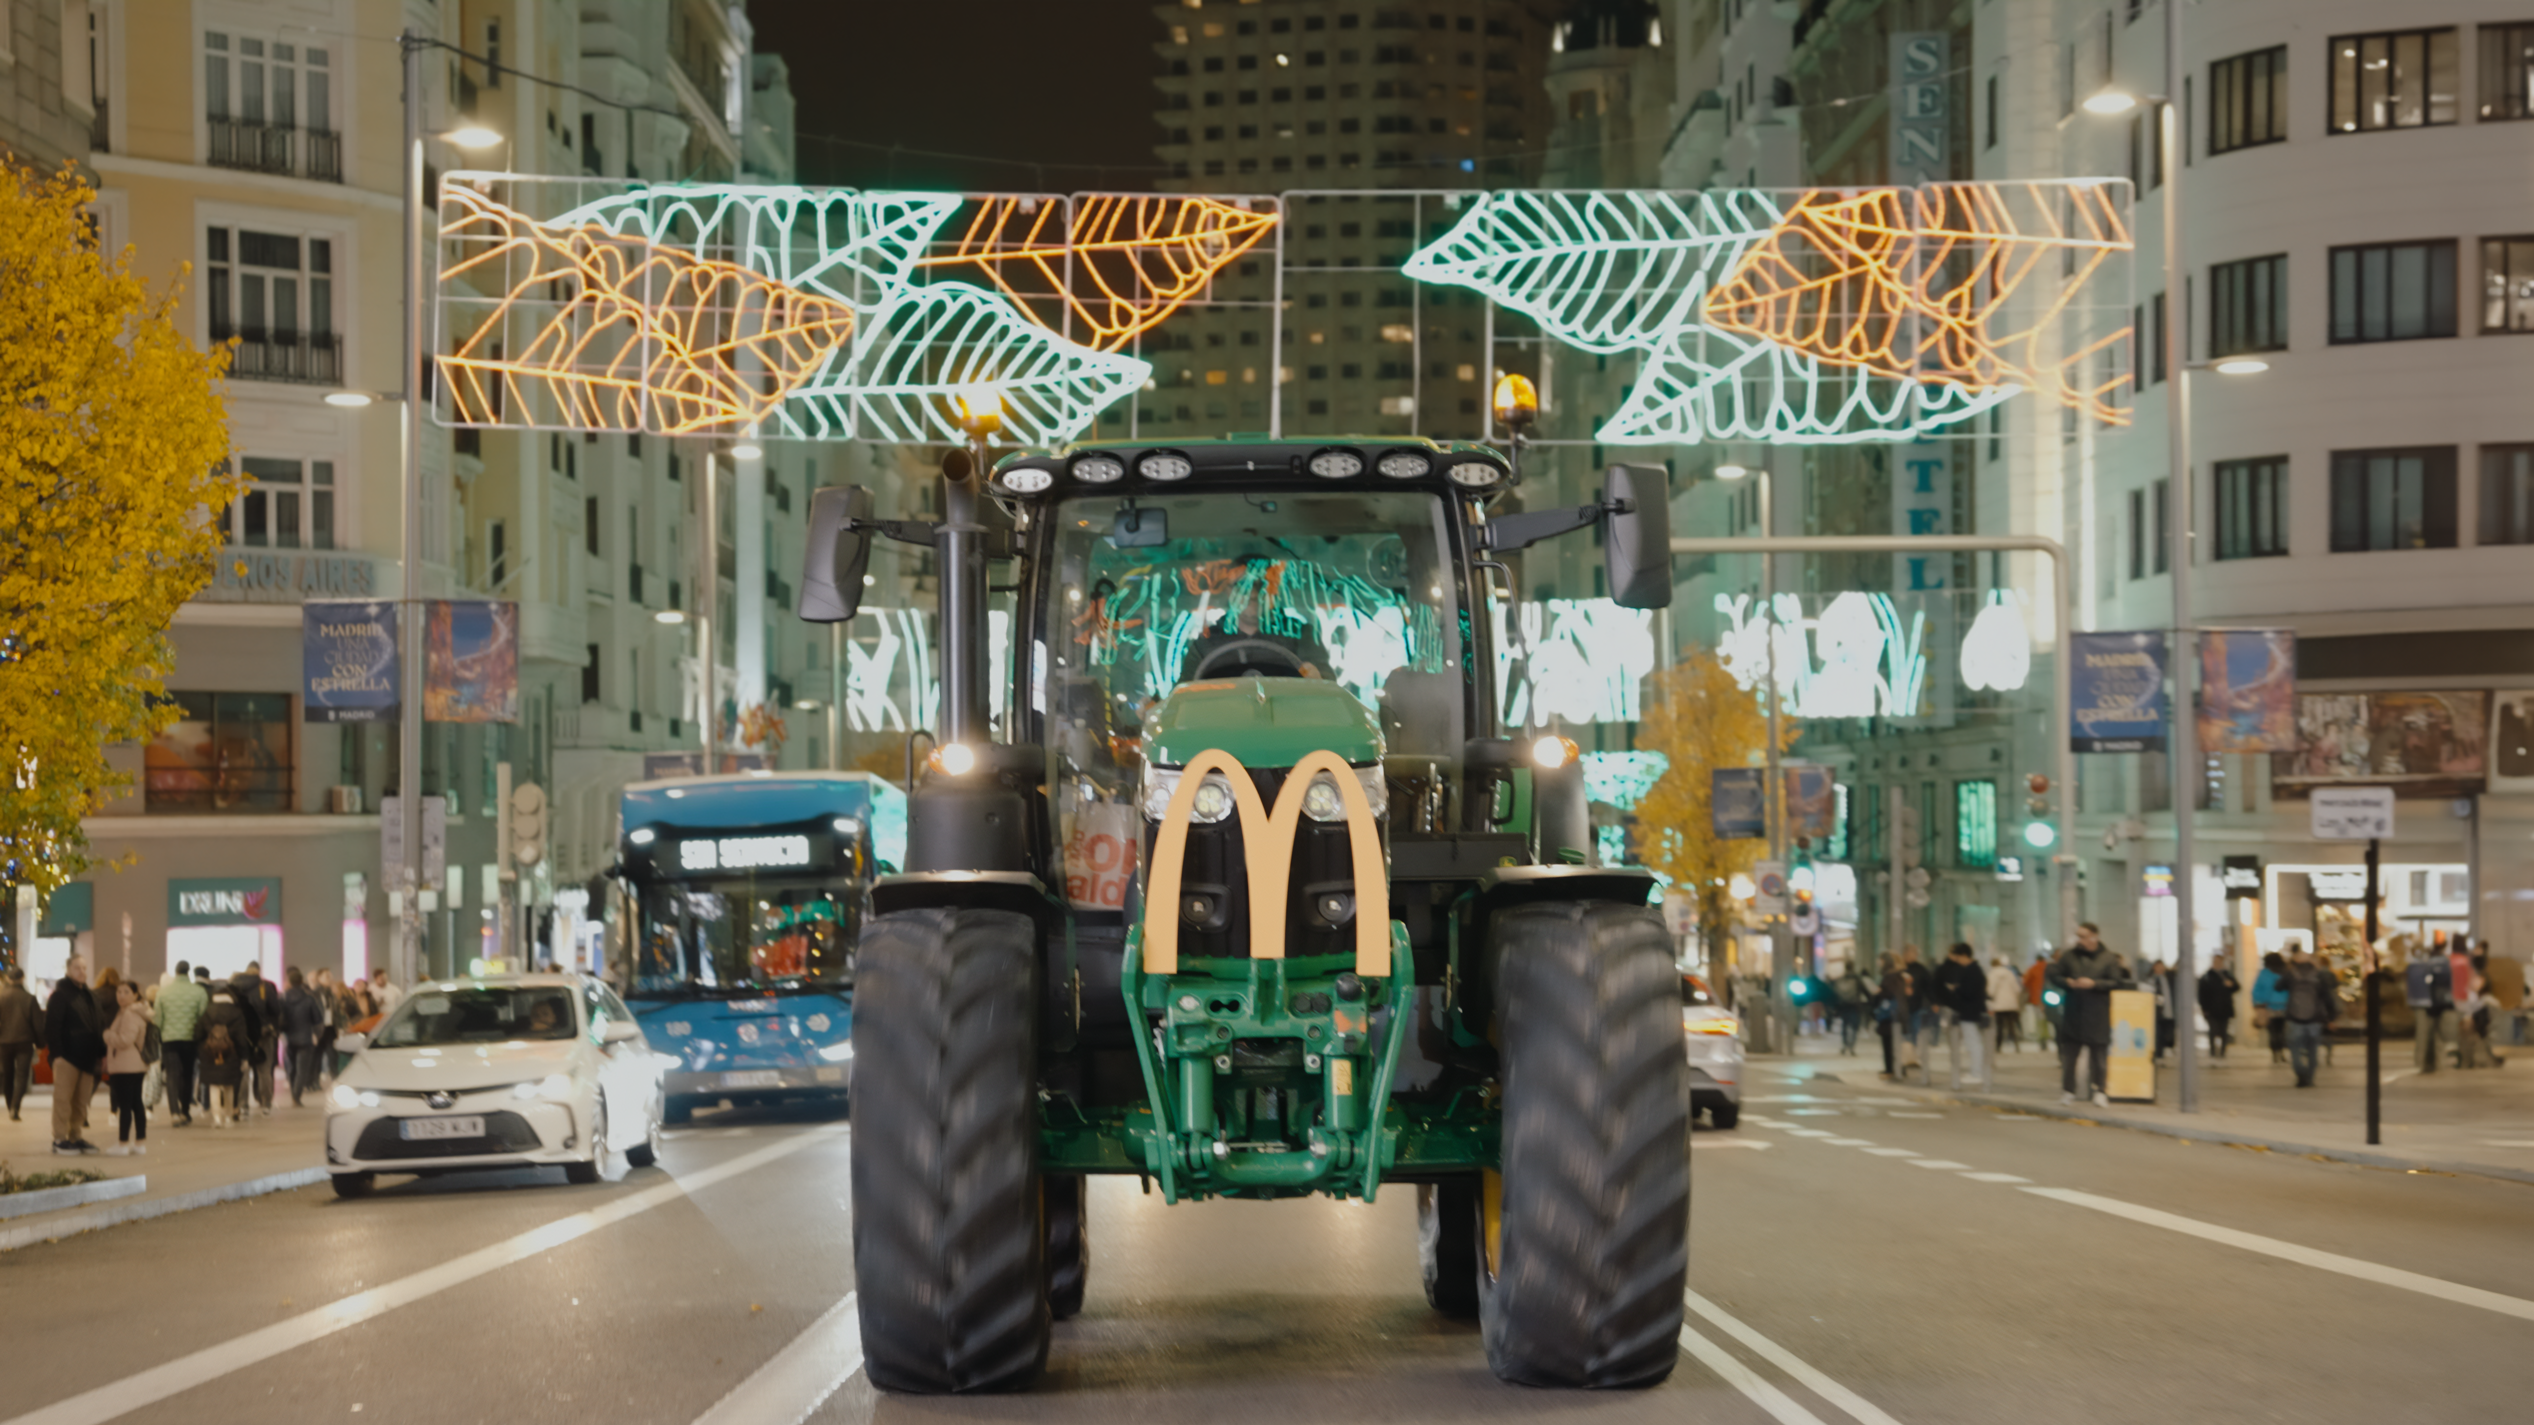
4, 1126, 846, 1425
1822, 1138, 1875, 1147
692, 1291, 862, 1425
1780, 1128, 1836, 1138
1677, 1321, 1830, 1425
1683, 1289, 1907, 1425
2482, 1139, 2534, 1148
1861, 1148, 1919, 1158
1904, 1159, 1971, 1170
2023, 1187, 2534, 1324
1958, 1172, 2031, 1184
1885, 1111, 1943, 1119
1698, 1139, 1774, 1149
1785, 1108, 1843, 1116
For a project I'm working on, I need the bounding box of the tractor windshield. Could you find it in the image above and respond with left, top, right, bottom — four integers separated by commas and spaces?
1041, 490, 1464, 909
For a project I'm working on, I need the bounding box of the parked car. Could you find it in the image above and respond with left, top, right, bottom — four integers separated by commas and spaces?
1682, 973, 1743, 1129
323, 974, 665, 1197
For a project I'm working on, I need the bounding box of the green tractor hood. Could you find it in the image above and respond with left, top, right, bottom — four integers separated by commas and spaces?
1146, 677, 1383, 770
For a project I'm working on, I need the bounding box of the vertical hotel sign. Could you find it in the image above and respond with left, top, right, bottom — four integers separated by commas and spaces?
1889, 32, 1950, 185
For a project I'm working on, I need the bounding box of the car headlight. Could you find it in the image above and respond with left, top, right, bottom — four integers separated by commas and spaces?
1143, 766, 1238, 823
1686, 1012, 1741, 1036
329, 1083, 361, 1110
1299, 766, 1388, 822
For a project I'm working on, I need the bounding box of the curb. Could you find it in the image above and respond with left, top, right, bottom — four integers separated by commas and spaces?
0, 1167, 328, 1254
0, 1175, 148, 1220
1807, 1072, 2534, 1190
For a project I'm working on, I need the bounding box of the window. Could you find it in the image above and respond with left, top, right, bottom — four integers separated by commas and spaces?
585, 496, 601, 557
206, 226, 340, 383
2209, 46, 2287, 153
2330, 240, 2457, 342
2328, 28, 2459, 133
220, 456, 334, 549
582, 645, 602, 703
2330, 446, 2458, 551
1954, 780, 1997, 870
2127, 488, 2146, 579
2214, 457, 2289, 560
203, 32, 338, 180
147, 693, 294, 812
2478, 22, 2534, 119
1984, 72, 1998, 149
2481, 236, 2534, 332
2209, 254, 2287, 355
2481, 444, 2534, 545
2153, 478, 2170, 573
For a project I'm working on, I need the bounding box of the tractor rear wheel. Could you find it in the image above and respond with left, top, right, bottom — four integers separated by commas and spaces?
1044, 1172, 1089, 1320
1478, 900, 1688, 1388
850, 908, 1049, 1393
1417, 1178, 1481, 1318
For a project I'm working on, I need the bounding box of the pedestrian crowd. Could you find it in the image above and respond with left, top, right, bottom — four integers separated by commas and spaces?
3, 957, 402, 1156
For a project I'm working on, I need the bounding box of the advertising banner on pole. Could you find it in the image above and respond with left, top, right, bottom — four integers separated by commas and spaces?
1782, 765, 1836, 842
2069, 631, 2167, 752
302, 600, 399, 722
1711, 768, 1765, 839
2272, 691, 2490, 799
2197, 629, 2296, 753
425, 600, 520, 723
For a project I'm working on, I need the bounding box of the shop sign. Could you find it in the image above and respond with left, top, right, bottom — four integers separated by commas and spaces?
2305, 868, 2371, 902
2310, 785, 2395, 841
168, 876, 282, 926
2141, 864, 2174, 898
2069, 631, 2167, 752
1711, 768, 1764, 840
2221, 855, 2263, 899
197, 550, 381, 604
38, 882, 93, 935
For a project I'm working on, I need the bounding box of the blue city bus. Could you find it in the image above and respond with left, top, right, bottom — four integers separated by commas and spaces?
615, 771, 907, 1122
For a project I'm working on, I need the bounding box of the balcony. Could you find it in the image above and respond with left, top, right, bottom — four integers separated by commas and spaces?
214, 325, 342, 385
206, 116, 343, 183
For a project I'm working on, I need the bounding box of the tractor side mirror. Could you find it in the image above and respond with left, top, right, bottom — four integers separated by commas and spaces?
800, 486, 875, 623
1601, 463, 1673, 610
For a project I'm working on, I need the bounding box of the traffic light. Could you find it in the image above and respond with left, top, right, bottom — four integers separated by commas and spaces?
1787, 974, 1817, 1004
2022, 773, 2056, 849
510, 782, 548, 868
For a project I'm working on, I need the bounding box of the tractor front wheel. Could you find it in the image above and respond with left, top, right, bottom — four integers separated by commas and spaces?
1044, 1172, 1089, 1320
1478, 900, 1688, 1388
850, 908, 1049, 1393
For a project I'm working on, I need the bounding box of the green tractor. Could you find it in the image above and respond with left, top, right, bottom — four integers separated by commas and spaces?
799, 436, 1684, 1392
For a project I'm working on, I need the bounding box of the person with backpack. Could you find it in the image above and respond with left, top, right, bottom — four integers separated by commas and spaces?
233, 964, 282, 1116
2253, 951, 2290, 1062
1831, 967, 1867, 1054
1932, 942, 1991, 1091
281, 968, 326, 1107
2280, 944, 2341, 1087
198, 984, 251, 1127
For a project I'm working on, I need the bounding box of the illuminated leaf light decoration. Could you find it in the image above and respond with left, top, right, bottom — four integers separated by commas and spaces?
1402, 183, 2133, 445
1493, 598, 1658, 727
918, 193, 1279, 352
1714, 591, 1930, 719
1958, 591, 2035, 693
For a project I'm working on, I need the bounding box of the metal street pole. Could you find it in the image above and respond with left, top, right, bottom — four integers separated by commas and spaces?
396, 30, 427, 988
2364, 835, 2382, 1145
1757, 461, 1789, 1046
2163, 0, 2203, 1115
699, 450, 718, 771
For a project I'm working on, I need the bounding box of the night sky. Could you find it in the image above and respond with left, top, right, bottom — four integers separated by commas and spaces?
750, 0, 1166, 191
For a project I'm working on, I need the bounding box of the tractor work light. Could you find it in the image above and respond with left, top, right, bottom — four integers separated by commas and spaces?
1308, 447, 1365, 479
931, 742, 978, 777
1069, 454, 1125, 484
1531, 734, 1578, 769
995, 466, 1054, 495
1377, 449, 1433, 479
1137, 451, 1193, 481
1447, 460, 1505, 489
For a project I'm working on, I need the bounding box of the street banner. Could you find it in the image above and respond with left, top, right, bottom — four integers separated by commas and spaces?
2069, 631, 2167, 752
2272, 691, 2490, 799
2198, 629, 2296, 753
425, 600, 519, 723
1782, 765, 1836, 842
1711, 767, 1764, 839
302, 600, 399, 723
2106, 989, 2156, 1101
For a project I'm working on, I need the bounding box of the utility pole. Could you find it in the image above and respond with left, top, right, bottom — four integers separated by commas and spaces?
395, 29, 427, 988
2162, 0, 2204, 1116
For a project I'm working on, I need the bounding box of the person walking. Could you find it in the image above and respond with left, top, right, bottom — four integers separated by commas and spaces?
2149, 959, 2178, 1064
2455, 970, 2506, 1069
1832, 966, 1867, 1054
1933, 942, 1991, 1091
2198, 955, 2242, 1059
154, 960, 206, 1127
2253, 951, 2289, 1062
2046, 923, 2133, 1106
2279, 945, 2340, 1087
1986, 954, 2023, 1053
1890, 946, 1930, 1081
1874, 955, 1904, 1079
369, 972, 402, 1017
310, 968, 342, 1084
0, 967, 40, 1121
197, 986, 250, 1127
281, 968, 325, 1107
2403, 941, 2453, 1074
43, 957, 106, 1154
2023, 952, 2054, 1051
232, 963, 281, 1116
100, 982, 154, 1156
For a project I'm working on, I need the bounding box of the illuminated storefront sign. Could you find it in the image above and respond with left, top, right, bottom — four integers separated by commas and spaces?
678, 836, 813, 872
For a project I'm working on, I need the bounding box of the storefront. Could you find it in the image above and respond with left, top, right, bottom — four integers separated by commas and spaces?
166, 876, 286, 980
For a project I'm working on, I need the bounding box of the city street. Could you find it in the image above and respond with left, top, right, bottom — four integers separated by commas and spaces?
3, 1075, 2527, 1425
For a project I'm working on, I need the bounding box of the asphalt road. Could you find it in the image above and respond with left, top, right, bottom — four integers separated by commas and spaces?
3, 1077, 2529, 1425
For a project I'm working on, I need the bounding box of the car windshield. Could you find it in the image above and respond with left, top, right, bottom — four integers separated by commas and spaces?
377, 986, 577, 1045
629, 882, 857, 996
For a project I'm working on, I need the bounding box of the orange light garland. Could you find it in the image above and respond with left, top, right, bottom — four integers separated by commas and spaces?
918, 194, 1278, 352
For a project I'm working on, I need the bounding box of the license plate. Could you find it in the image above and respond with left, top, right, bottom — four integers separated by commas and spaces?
814, 1066, 845, 1085
722, 1070, 782, 1089
399, 1116, 484, 1141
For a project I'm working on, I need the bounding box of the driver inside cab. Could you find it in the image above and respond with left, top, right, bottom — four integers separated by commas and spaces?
1176, 586, 1334, 683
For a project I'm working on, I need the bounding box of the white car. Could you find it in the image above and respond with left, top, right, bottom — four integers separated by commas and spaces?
1681, 973, 1744, 1129
324, 974, 666, 1197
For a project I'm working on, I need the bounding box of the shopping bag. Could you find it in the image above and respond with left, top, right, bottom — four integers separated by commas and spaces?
142, 1059, 165, 1109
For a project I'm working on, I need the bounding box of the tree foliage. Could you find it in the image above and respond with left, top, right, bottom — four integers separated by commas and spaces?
1632, 647, 1799, 978
0, 163, 235, 891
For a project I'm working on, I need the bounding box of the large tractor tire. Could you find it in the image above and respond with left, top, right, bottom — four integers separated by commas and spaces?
1417, 1179, 1481, 1319
850, 908, 1049, 1393
1479, 901, 1689, 1388
1044, 1172, 1089, 1320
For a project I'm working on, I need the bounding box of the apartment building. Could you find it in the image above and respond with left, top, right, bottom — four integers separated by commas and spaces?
51, 0, 798, 987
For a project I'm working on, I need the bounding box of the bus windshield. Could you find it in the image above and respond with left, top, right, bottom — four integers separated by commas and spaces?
629, 874, 859, 997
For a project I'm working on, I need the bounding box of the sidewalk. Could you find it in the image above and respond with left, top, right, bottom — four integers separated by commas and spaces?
1754, 1025, 2534, 1187
0, 1081, 327, 1251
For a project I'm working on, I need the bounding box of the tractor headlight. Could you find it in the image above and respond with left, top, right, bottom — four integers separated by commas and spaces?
1300, 766, 1387, 822
1143, 767, 1238, 823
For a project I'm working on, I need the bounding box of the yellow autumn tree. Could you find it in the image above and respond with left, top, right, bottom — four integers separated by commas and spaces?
1633, 646, 1799, 982
0, 163, 236, 901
